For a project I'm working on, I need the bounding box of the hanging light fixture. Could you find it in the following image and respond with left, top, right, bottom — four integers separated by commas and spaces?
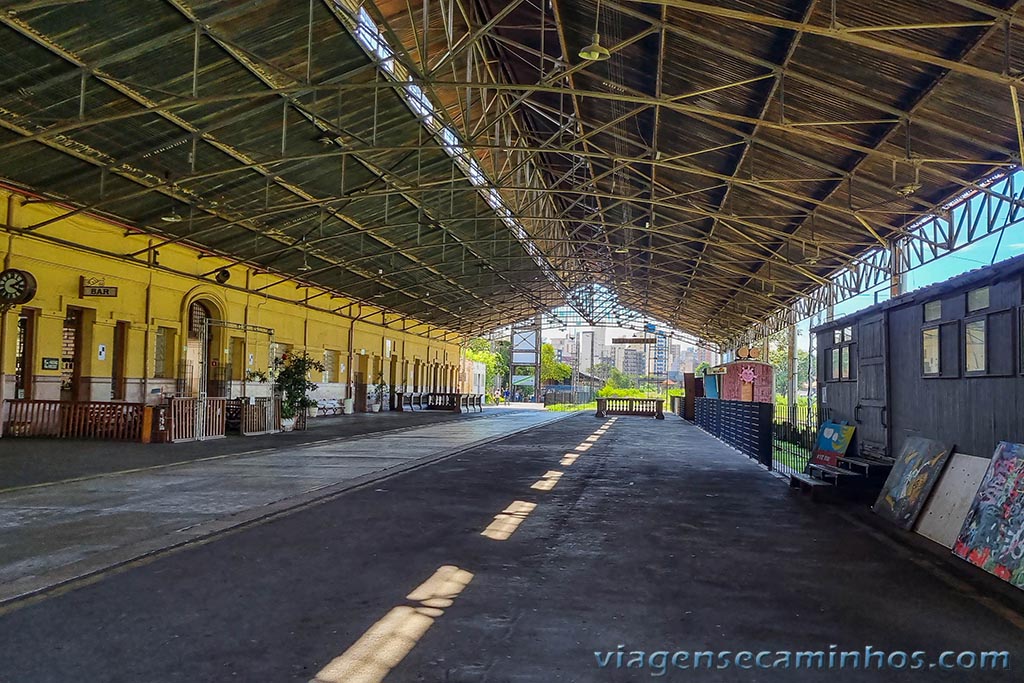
297, 234, 312, 272
579, 0, 610, 61
160, 207, 183, 223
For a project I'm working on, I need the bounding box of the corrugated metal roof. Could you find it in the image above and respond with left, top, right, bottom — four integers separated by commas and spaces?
0, 0, 1021, 339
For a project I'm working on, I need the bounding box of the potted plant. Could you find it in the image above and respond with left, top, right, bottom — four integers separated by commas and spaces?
370, 373, 388, 412
272, 351, 325, 431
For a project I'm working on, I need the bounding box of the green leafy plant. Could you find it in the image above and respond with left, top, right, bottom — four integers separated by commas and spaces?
372, 372, 388, 407
273, 352, 325, 419
244, 369, 268, 383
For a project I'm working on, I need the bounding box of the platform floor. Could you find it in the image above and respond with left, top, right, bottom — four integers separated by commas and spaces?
1, 415, 1023, 682
0, 404, 542, 490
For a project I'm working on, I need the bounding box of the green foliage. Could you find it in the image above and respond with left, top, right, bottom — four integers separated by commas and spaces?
545, 401, 598, 412
767, 330, 811, 396
605, 367, 634, 389
596, 386, 648, 398
466, 338, 505, 389
589, 362, 615, 380
272, 351, 325, 419
541, 343, 572, 382
372, 372, 388, 406
694, 361, 711, 376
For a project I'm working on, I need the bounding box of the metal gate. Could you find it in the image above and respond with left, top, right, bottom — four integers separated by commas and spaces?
189, 318, 277, 441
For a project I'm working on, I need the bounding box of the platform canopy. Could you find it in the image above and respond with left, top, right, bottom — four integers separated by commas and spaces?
1, 1, 1023, 344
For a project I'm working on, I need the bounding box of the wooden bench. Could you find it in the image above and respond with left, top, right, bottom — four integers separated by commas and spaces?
789, 472, 835, 502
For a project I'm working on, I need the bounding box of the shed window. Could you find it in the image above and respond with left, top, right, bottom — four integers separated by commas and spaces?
922, 327, 940, 375
965, 319, 987, 373
840, 346, 851, 379
967, 287, 990, 313
154, 327, 174, 379
323, 350, 338, 383
924, 300, 942, 322
833, 329, 842, 344
843, 326, 853, 342
830, 347, 840, 381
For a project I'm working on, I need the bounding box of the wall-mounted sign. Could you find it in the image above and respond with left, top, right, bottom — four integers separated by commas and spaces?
97, 344, 107, 361
41, 357, 60, 371
80, 276, 118, 297
612, 337, 656, 345
705, 366, 728, 375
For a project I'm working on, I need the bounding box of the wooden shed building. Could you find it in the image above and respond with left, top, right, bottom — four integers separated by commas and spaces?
812, 254, 1024, 463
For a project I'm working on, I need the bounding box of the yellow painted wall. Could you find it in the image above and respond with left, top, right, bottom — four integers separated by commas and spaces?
0, 189, 464, 404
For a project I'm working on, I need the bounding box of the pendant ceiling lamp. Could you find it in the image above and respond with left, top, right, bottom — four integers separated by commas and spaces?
579, 0, 610, 61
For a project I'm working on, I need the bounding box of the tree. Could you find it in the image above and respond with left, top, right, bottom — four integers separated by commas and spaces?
540, 343, 572, 382
768, 330, 810, 397
694, 361, 711, 377
465, 338, 506, 390
589, 362, 615, 380
605, 367, 634, 389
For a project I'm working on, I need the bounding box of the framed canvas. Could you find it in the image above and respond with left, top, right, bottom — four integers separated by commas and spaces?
873, 437, 952, 529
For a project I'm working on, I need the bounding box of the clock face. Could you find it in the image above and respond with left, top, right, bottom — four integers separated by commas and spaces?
0, 269, 37, 304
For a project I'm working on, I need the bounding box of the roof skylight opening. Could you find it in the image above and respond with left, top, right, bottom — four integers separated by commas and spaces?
468, 160, 487, 187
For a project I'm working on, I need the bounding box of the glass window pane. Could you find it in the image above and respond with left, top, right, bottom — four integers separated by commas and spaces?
924, 300, 941, 322
833, 330, 842, 344
967, 287, 990, 313
831, 348, 840, 380
922, 328, 940, 375
965, 319, 986, 372
843, 326, 853, 342
840, 346, 851, 379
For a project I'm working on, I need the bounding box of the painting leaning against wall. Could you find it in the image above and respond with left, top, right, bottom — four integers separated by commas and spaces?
873, 437, 952, 530
953, 441, 1024, 588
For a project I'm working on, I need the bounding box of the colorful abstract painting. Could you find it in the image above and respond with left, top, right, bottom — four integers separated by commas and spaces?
873, 437, 952, 530
807, 421, 855, 468
953, 442, 1024, 588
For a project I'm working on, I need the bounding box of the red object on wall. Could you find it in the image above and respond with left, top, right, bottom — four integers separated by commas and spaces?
717, 361, 774, 403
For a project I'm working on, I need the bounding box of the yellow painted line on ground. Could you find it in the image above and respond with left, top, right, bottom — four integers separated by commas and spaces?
574, 443, 593, 452
481, 500, 537, 541
312, 565, 474, 683
560, 453, 579, 466
530, 470, 564, 491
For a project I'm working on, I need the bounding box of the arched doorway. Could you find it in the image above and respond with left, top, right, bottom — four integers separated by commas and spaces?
183, 300, 214, 397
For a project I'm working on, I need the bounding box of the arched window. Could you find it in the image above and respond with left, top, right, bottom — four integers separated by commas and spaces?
188, 301, 211, 339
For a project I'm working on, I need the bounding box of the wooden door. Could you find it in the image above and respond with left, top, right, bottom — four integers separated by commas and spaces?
855, 312, 889, 458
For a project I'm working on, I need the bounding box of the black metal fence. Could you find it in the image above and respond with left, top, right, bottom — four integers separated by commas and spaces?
694, 398, 773, 468
770, 403, 825, 478
542, 389, 595, 406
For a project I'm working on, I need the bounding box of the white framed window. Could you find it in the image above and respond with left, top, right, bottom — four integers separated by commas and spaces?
922, 327, 940, 375
967, 287, 990, 313
965, 318, 986, 373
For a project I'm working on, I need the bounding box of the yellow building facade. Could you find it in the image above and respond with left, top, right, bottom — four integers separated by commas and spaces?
0, 188, 466, 419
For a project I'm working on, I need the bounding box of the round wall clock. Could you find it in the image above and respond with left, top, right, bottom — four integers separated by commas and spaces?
0, 269, 37, 305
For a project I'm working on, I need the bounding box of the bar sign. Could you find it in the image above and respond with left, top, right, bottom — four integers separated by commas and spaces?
80, 276, 118, 297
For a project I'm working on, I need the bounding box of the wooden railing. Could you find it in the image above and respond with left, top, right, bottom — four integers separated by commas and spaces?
595, 397, 665, 419
396, 392, 420, 411
2, 399, 145, 440
167, 396, 228, 442
424, 393, 484, 414
241, 397, 277, 436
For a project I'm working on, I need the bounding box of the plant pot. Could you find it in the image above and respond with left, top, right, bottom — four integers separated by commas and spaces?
306, 405, 318, 418
281, 417, 296, 432
343, 398, 354, 415
369, 403, 380, 413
